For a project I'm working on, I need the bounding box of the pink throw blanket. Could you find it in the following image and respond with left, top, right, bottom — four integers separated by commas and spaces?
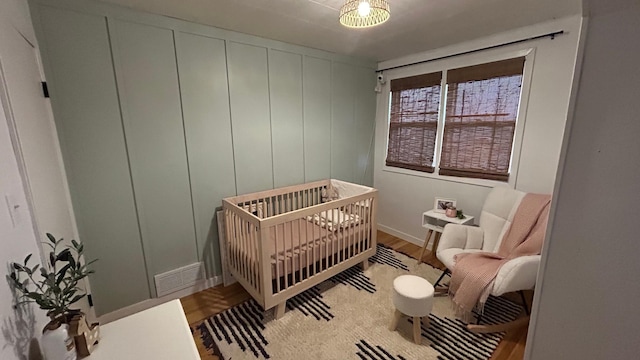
449, 193, 551, 318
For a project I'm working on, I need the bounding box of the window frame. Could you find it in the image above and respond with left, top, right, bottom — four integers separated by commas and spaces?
382, 48, 535, 188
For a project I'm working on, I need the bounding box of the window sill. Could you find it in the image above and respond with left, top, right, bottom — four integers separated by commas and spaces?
381, 165, 514, 189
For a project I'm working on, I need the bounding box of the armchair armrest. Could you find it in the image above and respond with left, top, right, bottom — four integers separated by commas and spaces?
437, 224, 484, 254
492, 255, 541, 296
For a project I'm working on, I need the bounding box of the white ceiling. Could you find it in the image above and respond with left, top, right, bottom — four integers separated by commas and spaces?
98, 0, 582, 61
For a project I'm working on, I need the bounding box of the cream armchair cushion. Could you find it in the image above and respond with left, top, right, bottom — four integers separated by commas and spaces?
436, 187, 541, 297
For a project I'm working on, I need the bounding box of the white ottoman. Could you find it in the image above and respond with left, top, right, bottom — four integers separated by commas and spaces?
389, 275, 434, 344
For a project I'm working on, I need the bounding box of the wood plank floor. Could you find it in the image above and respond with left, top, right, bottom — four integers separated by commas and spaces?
181, 230, 528, 360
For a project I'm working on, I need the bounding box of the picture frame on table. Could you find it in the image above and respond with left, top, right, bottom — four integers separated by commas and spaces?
434, 198, 457, 213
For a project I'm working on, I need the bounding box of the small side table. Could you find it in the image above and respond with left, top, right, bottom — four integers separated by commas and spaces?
417, 210, 474, 264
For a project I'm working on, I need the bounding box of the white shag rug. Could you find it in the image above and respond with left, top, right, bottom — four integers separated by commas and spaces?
196, 245, 523, 360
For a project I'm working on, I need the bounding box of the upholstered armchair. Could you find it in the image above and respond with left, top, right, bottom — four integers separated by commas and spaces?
435, 187, 542, 332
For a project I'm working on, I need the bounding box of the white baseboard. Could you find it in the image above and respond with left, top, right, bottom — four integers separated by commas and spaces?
378, 224, 430, 250
97, 275, 223, 325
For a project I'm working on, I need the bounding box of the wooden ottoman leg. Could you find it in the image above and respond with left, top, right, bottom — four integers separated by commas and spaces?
422, 316, 430, 328
413, 316, 422, 344
275, 301, 286, 319
389, 309, 402, 331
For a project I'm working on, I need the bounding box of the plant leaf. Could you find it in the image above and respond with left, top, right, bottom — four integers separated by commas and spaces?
24, 254, 32, 265
46, 233, 56, 244
56, 264, 71, 286
56, 249, 71, 262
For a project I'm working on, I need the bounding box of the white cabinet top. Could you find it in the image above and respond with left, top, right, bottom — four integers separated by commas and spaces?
422, 210, 475, 232
86, 300, 199, 360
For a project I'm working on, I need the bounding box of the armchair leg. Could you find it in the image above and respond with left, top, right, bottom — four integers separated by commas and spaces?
433, 268, 450, 288
519, 291, 530, 315
467, 315, 530, 334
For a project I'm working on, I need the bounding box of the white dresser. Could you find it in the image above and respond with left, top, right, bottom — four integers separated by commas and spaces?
86, 300, 200, 359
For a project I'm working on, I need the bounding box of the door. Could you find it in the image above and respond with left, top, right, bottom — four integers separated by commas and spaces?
1, 26, 92, 317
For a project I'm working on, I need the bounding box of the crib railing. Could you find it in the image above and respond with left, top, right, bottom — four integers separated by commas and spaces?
223, 180, 377, 311
266, 194, 376, 297
223, 204, 262, 300
234, 180, 330, 219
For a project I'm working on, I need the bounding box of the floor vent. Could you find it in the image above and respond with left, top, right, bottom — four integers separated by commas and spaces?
154, 262, 204, 297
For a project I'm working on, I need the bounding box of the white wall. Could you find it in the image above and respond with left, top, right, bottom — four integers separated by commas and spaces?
0, 4, 48, 360
526, 1, 640, 359
373, 16, 583, 245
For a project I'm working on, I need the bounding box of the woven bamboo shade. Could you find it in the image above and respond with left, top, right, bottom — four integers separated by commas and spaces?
439, 57, 525, 181
386, 72, 442, 173
340, 0, 390, 28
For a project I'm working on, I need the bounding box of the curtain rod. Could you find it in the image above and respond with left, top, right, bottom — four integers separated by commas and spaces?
376, 30, 564, 73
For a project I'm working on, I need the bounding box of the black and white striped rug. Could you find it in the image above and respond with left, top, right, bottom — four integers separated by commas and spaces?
196, 245, 524, 359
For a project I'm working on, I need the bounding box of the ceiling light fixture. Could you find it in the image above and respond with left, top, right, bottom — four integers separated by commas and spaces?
339, 0, 390, 29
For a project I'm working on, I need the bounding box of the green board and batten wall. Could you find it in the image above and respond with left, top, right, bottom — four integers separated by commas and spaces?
30, 0, 377, 315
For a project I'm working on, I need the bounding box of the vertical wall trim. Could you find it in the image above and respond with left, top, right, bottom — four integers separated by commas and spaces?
105, 16, 152, 297
329, 60, 333, 179
223, 40, 239, 196
362, 87, 377, 185
351, 65, 357, 182
300, 55, 306, 182
172, 30, 200, 261
266, 49, 276, 189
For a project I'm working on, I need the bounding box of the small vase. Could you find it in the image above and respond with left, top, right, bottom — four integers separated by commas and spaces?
41, 319, 77, 360
445, 207, 457, 218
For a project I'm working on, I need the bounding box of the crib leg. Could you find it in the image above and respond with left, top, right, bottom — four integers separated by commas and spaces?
275, 301, 286, 319
361, 259, 370, 271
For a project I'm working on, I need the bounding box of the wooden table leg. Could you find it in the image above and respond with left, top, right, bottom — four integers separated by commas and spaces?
430, 232, 442, 256
417, 229, 432, 265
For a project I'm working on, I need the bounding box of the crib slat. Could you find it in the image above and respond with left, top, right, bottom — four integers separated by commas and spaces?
274, 224, 280, 294
231, 212, 238, 274
224, 209, 232, 271
304, 211, 316, 277
340, 205, 345, 263
251, 225, 257, 291
297, 217, 302, 285
239, 214, 247, 282
348, 203, 353, 259
328, 208, 333, 268
232, 213, 239, 278
368, 198, 373, 250
282, 223, 288, 290
357, 201, 362, 255
291, 219, 297, 286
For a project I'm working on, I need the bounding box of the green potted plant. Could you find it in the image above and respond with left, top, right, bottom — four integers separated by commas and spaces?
7, 233, 97, 359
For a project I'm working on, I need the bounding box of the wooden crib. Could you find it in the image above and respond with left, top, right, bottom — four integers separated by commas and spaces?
222, 179, 378, 319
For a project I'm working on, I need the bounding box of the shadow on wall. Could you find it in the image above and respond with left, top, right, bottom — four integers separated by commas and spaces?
201, 207, 224, 278
2, 270, 43, 360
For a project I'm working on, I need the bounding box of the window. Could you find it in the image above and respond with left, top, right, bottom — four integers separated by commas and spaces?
385, 57, 526, 182
385, 72, 442, 173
